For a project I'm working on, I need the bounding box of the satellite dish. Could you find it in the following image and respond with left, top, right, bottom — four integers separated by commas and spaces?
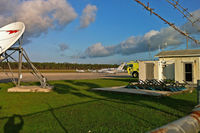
0, 22, 25, 54
0, 22, 48, 89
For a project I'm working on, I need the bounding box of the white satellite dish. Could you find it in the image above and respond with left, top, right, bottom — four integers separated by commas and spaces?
0, 22, 25, 54
0, 22, 49, 89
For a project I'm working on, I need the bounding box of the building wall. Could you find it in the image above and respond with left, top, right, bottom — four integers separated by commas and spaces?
139, 61, 158, 81
139, 61, 146, 81
139, 57, 200, 84
154, 61, 159, 80
159, 57, 200, 84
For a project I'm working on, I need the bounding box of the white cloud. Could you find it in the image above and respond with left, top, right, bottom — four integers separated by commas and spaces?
84, 43, 111, 58
80, 4, 97, 28
0, 0, 77, 42
79, 28, 182, 58
80, 9, 200, 58
144, 30, 159, 39
59, 43, 69, 52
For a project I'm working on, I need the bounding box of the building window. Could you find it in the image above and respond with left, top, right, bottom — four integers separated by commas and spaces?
185, 63, 192, 82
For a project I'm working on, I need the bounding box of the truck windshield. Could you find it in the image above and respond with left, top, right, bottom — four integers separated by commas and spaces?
128, 64, 133, 67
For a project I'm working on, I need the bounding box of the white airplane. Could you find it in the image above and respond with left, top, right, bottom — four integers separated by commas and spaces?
76, 69, 85, 73
88, 69, 97, 73
97, 62, 126, 74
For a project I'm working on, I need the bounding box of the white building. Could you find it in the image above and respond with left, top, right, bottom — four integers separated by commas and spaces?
139, 49, 200, 84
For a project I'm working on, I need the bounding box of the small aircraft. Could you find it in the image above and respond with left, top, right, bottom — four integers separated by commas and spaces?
97, 62, 126, 74
76, 69, 85, 73
88, 69, 97, 73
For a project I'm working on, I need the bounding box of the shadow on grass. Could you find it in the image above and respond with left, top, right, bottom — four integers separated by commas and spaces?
47, 104, 68, 133
52, 78, 195, 117
53, 80, 100, 94
0, 78, 195, 131
67, 80, 100, 89
20, 81, 41, 86
102, 96, 184, 118
53, 83, 78, 94
94, 90, 196, 114
100, 101, 158, 126
4, 114, 24, 133
102, 78, 138, 83
103, 75, 132, 79
0, 99, 102, 120
0, 78, 17, 83
0, 77, 196, 132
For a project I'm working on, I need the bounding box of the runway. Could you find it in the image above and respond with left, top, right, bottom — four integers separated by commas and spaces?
0, 72, 131, 82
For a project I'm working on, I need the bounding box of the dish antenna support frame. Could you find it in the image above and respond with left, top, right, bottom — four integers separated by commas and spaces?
0, 34, 48, 88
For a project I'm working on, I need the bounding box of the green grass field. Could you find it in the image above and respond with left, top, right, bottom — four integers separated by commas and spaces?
0, 78, 197, 133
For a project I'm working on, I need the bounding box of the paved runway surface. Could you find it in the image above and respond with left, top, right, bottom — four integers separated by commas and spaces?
0, 72, 131, 82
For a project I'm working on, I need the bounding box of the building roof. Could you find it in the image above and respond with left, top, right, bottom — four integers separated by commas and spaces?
155, 49, 200, 58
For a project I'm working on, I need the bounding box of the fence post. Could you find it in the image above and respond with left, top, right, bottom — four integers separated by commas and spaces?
197, 80, 200, 105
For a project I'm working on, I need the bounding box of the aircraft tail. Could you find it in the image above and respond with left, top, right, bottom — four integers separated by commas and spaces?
117, 62, 126, 71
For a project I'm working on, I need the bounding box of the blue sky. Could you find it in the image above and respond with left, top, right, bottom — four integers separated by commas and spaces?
1, 0, 200, 64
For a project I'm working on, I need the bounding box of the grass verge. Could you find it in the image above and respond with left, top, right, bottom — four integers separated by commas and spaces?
0, 78, 197, 133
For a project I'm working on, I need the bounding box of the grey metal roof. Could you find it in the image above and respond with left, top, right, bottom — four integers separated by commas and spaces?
155, 49, 200, 57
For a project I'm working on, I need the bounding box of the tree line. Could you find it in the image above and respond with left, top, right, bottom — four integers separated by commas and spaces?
0, 62, 119, 70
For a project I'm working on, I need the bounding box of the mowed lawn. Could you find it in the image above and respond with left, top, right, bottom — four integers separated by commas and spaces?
0, 78, 197, 133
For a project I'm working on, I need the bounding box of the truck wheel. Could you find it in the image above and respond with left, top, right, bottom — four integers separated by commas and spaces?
132, 71, 139, 78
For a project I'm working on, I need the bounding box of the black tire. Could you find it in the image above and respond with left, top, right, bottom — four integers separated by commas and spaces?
132, 71, 139, 78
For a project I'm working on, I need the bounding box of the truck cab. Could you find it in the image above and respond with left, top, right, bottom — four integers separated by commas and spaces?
127, 61, 139, 78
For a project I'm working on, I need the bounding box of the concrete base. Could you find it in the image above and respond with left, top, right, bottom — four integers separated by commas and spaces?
8, 86, 52, 92
92, 86, 194, 97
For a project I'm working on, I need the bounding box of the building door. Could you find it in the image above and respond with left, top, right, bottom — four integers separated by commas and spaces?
146, 63, 154, 79
185, 63, 192, 82
163, 63, 175, 80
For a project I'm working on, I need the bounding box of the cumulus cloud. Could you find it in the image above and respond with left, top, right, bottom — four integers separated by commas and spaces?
0, 0, 77, 42
59, 43, 69, 52
80, 4, 97, 28
79, 28, 183, 58
82, 43, 111, 58
80, 9, 200, 58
